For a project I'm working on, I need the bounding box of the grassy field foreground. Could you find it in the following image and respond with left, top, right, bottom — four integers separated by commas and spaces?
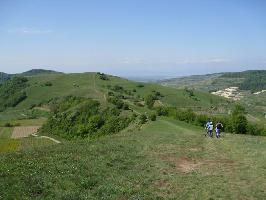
0, 118, 266, 199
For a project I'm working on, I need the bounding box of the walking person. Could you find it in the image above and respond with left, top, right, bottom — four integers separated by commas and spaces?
205, 119, 211, 137
208, 121, 214, 137
215, 122, 223, 138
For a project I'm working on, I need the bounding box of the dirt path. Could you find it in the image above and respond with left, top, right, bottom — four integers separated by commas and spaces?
93, 74, 106, 101
32, 133, 61, 144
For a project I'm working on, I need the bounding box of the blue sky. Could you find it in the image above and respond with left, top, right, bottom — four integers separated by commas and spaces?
0, 0, 266, 76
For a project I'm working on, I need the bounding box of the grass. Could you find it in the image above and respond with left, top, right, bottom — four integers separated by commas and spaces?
0, 127, 13, 139
0, 73, 229, 122
0, 127, 19, 153
0, 117, 265, 199
0, 126, 54, 153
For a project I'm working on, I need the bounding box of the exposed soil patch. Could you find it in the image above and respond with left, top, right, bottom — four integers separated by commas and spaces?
160, 155, 202, 173
189, 147, 204, 152
11, 126, 40, 139
159, 154, 236, 174
153, 179, 171, 189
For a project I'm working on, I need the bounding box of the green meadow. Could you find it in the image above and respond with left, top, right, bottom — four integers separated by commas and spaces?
1, 118, 266, 199
0, 72, 265, 199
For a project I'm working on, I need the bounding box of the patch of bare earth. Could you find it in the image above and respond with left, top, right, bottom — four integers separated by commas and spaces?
153, 179, 171, 189
11, 126, 40, 139
34, 106, 51, 112
159, 154, 236, 174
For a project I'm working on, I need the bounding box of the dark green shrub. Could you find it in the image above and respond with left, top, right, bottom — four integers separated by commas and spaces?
232, 114, 248, 134
139, 114, 147, 124
97, 73, 109, 80
145, 94, 155, 109
40, 98, 133, 140
4, 122, 12, 127
136, 84, 144, 88
156, 106, 168, 116
123, 103, 129, 110
194, 114, 209, 126
149, 113, 157, 121
44, 81, 53, 86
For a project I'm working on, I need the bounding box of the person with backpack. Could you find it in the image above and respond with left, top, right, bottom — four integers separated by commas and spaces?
205, 119, 211, 137
215, 122, 223, 138
207, 121, 214, 137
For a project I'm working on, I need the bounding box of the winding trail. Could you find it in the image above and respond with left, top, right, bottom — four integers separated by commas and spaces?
32, 133, 61, 144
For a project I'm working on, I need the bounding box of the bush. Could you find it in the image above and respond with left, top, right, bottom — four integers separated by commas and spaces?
156, 106, 168, 116
136, 84, 144, 88
139, 114, 147, 124
194, 114, 209, 126
175, 109, 196, 123
145, 94, 155, 109
40, 97, 134, 139
123, 103, 129, 110
97, 73, 109, 80
149, 113, 157, 121
4, 122, 12, 127
44, 82, 53, 86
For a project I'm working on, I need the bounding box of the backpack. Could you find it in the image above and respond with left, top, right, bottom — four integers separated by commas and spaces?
216, 123, 222, 129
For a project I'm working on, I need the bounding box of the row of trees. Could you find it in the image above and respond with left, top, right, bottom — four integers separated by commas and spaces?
155, 105, 266, 136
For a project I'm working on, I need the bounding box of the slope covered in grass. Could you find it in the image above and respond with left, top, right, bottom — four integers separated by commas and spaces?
6, 72, 228, 112
160, 70, 266, 93
0, 118, 265, 199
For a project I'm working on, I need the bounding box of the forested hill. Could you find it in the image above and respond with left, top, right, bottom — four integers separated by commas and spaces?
0, 69, 62, 84
0, 72, 12, 84
21, 69, 63, 76
160, 70, 266, 93
220, 70, 266, 92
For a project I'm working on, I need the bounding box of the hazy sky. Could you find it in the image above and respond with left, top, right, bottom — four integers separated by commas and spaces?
0, 0, 266, 76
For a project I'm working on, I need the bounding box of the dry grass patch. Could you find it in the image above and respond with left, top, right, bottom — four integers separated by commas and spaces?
11, 126, 40, 139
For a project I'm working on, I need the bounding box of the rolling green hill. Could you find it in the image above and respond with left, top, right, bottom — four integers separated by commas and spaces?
0, 71, 230, 122
20, 69, 63, 76
160, 70, 266, 93
160, 70, 266, 122
0, 70, 265, 199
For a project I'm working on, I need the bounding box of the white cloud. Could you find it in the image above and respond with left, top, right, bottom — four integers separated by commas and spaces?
7, 27, 53, 35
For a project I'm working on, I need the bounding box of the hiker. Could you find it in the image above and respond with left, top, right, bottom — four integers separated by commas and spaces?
215, 122, 223, 138
205, 119, 211, 136
205, 119, 211, 137
207, 121, 214, 137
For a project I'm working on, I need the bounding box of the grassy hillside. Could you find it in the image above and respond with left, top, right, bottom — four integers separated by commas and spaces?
20, 69, 63, 76
160, 70, 266, 93
0, 72, 230, 122
0, 71, 265, 199
1, 118, 266, 199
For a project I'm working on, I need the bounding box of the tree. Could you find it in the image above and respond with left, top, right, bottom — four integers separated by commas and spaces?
233, 114, 248, 134
232, 104, 246, 116
149, 113, 157, 121
231, 104, 248, 134
145, 94, 155, 109
139, 114, 147, 124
